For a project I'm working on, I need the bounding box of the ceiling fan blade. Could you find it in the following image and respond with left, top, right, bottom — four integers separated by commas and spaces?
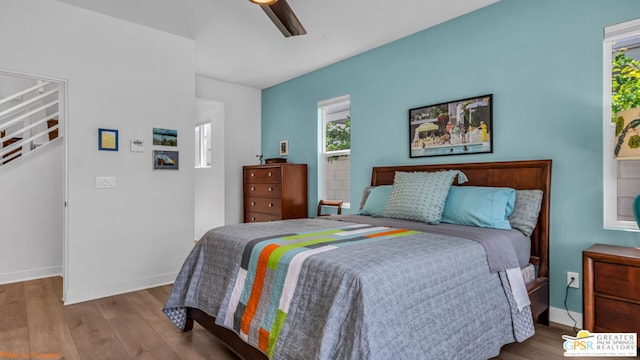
260, 0, 306, 37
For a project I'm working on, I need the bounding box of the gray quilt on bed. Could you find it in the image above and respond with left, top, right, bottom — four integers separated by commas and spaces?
163, 218, 534, 360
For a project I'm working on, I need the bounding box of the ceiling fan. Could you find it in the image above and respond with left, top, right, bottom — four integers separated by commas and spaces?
249, 0, 307, 37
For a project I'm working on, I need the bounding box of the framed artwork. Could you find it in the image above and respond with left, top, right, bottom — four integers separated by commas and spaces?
153, 128, 178, 146
279, 140, 289, 156
409, 94, 493, 158
153, 150, 179, 170
98, 128, 119, 151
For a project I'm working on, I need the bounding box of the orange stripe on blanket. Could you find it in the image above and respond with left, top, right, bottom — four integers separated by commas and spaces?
258, 328, 270, 353
364, 228, 409, 238
241, 243, 279, 334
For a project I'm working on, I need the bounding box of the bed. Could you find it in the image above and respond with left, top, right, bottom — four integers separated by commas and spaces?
164, 159, 551, 360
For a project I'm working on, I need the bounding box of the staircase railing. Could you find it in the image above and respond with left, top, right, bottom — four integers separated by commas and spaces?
0, 80, 62, 167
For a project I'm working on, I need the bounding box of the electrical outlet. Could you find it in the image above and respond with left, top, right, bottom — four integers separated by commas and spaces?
567, 272, 579, 288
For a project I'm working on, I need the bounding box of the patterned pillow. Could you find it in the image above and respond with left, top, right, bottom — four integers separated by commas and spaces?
508, 190, 543, 236
384, 170, 467, 224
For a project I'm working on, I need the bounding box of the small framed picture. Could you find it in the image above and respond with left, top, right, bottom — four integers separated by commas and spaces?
153, 150, 179, 170
153, 127, 178, 146
279, 140, 288, 156
98, 128, 119, 151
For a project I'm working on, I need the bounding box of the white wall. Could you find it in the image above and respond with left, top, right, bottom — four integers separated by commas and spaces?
194, 99, 225, 238
196, 76, 261, 224
0, 0, 196, 303
0, 73, 36, 99
0, 141, 63, 283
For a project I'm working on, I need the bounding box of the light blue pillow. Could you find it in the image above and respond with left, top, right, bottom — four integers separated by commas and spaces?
384, 170, 467, 224
359, 185, 393, 217
441, 186, 516, 230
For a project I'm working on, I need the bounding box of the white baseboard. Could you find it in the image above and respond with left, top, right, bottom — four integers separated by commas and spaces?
549, 306, 583, 329
63, 271, 178, 305
0, 266, 62, 285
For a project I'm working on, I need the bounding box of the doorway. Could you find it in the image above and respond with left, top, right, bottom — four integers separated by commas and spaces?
0, 70, 66, 295
194, 98, 225, 239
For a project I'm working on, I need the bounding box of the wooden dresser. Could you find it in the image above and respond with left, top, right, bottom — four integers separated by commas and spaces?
583, 243, 640, 343
243, 163, 308, 223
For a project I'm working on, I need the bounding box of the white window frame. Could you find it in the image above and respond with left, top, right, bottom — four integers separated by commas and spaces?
195, 121, 212, 169
603, 18, 640, 231
318, 95, 351, 208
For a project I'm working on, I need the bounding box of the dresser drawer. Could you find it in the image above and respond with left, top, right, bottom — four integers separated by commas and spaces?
245, 197, 281, 215
595, 262, 640, 301
245, 212, 281, 223
244, 183, 282, 198
594, 296, 640, 334
245, 168, 281, 184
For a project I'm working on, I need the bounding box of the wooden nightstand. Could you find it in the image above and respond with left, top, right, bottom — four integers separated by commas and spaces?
583, 244, 640, 344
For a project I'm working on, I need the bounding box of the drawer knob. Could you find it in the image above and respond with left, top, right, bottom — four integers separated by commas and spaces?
251, 217, 256, 221
251, 201, 256, 206
251, 187, 255, 191
268, 187, 273, 192
268, 172, 272, 176
251, 173, 255, 177
269, 203, 273, 207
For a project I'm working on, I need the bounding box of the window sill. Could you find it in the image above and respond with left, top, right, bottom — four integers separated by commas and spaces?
604, 220, 640, 232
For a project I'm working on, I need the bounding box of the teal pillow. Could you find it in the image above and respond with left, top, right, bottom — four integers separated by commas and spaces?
359, 185, 393, 217
441, 186, 516, 230
384, 170, 467, 224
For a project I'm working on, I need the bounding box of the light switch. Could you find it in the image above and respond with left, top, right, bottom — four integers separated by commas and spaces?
96, 176, 116, 189
96, 176, 106, 188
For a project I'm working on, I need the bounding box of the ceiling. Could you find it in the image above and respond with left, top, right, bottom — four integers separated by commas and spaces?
54, 0, 499, 89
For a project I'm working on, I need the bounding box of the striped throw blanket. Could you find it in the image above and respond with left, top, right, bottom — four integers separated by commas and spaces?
221, 224, 419, 357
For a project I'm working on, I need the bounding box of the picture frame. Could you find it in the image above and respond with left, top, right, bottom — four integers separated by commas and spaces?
98, 128, 119, 151
409, 94, 493, 158
153, 128, 178, 146
153, 150, 179, 170
279, 140, 289, 156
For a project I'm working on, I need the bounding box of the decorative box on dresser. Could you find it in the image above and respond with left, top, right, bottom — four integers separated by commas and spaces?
583, 243, 640, 345
243, 163, 308, 223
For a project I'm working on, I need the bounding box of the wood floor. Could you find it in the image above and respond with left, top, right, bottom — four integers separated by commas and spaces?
0, 276, 633, 360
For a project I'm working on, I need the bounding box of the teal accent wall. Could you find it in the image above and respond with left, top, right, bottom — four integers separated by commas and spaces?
261, 0, 640, 315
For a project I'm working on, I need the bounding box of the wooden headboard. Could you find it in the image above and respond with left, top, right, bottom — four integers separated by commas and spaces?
371, 159, 552, 279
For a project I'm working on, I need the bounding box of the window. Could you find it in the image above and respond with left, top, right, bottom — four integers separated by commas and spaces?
195, 122, 211, 168
318, 95, 351, 208
603, 18, 640, 230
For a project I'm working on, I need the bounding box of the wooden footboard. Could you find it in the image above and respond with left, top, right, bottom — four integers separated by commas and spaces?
527, 277, 550, 325
186, 308, 267, 360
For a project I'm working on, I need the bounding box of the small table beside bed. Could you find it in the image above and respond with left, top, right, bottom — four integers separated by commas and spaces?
163, 159, 551, 360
